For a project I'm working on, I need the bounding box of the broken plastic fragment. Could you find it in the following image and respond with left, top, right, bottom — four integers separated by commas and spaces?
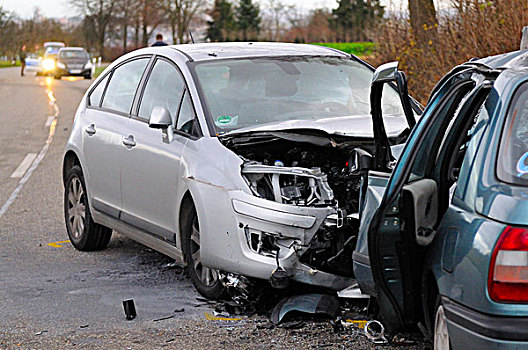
204, 312, 242, 322
122, 299, 137, 320
337, 282, 370, 299
270, 294, 339, 325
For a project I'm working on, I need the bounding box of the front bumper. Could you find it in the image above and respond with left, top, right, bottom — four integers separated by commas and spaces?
189, 179, 354, 290
56, 67, 90, 76
443, 297, 528, 348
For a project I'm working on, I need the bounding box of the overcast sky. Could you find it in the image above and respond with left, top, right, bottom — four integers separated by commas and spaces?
1, 0, 440, 19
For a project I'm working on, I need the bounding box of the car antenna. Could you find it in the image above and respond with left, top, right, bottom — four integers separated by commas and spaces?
188, 27, 195, 44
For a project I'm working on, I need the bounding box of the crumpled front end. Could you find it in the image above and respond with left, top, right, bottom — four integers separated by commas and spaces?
190, 177, 355, 290
189, 134, 368, 290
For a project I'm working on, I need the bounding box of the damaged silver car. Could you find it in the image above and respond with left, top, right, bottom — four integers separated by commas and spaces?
62, 42, 420, 298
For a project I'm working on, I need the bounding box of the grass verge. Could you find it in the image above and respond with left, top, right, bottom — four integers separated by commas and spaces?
311, 42, 375, 57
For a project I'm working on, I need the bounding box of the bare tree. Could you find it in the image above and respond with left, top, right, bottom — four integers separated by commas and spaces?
408, 0, 437, 47
115, 0, 139, 53
162, 0, 207, 44
264, 0, 289, 41
285, 4, 309, 42
137, 0, 165, 46
70, 0, 115, 58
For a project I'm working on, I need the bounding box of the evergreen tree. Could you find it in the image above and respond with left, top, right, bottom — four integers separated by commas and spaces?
332, 0, 384, 42
207, 0, 235, 42
235, 0, 260, 41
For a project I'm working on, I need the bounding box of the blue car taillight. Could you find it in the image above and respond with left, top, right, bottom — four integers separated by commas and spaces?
488, 226, 528, 303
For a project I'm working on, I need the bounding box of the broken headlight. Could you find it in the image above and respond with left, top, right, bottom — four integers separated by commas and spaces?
242, 162, 335, 206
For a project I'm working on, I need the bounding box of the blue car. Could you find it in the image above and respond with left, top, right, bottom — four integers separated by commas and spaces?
353, 50, 528, 349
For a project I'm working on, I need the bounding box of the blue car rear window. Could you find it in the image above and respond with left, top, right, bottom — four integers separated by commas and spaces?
497, 83, 528, 186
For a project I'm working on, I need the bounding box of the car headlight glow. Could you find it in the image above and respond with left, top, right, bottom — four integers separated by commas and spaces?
42, 58, 56, 71
84, 62, 93, 70
56, 62, 66, 69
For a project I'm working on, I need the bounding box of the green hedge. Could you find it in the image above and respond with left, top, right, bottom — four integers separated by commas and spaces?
0, 60, 20, 68
310, 42, 375, 56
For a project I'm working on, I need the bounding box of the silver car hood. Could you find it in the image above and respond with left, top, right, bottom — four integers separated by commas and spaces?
221, 114, 409, 139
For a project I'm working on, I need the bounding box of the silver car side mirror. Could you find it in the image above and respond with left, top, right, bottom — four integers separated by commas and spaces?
372, 61, 399, 84
149, 106, 173, 143
149, 106, 172, 129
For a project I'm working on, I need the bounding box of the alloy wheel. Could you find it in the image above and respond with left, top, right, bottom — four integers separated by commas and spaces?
189, 217, 218, 286
67, 177, 86, 240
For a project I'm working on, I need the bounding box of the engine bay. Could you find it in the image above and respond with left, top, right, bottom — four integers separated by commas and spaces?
221, 132, 375, 277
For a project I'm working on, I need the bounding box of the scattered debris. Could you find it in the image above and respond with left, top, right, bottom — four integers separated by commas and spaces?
329, 318, 344, 333
174, 308, 185, 313
153, 315, 174, 322
256, 323, 275, 330
79, 324, 89, 329
278, 320, 305, 329
337, 282, 370, 299
165, 338, 176, 343
269, 268, 289, 289
34, 330, 47, 336
204, 312, 243, 322
391, 335, 417, 345
343, 319, 368, 329
271, 294, 339, 325
220, 273, 254, 305
122, 299, 137, 320
364, 320, 388, 344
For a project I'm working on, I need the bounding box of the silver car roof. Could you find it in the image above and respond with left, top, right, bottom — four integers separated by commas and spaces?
168, 42, 350, 62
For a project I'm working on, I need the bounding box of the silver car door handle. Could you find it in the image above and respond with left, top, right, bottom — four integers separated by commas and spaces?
85, 124, 96, 135
122, 135, 136, 147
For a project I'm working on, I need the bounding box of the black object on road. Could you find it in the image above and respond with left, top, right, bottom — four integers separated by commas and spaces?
123, 299, 137, 320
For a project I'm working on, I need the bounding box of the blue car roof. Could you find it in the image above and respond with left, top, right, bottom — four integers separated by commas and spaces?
475, 49, 528, 69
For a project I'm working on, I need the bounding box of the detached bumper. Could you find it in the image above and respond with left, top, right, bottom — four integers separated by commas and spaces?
443, 297, 528, 347
189, 179, 354, 290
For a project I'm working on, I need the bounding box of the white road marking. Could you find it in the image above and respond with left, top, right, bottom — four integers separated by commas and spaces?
45, 116, 54, 127
10, 153, 37, 178
0, 87, 59, 219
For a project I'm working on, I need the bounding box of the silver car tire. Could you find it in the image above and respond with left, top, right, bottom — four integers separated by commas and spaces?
434, 301, 450, 350
182, 204, 225, 299
64, 165, 112, 251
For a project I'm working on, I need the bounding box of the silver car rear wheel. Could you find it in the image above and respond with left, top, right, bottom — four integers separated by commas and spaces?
434, 304, 450, 350
64, 165, 112, 251
67, 177, 86, 240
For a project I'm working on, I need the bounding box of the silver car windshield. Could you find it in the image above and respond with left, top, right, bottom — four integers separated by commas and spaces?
193, 56, 407, 133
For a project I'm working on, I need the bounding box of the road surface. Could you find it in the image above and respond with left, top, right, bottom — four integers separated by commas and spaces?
0, 67, 424, 349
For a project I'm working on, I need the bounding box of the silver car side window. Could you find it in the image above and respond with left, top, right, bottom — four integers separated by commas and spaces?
88, 73, 110, 107
138, 58, 185, 122
176, 90, 197, 135
101, 58, 149, 114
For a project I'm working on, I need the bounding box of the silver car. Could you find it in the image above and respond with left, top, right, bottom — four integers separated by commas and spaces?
62, 43, 419, 298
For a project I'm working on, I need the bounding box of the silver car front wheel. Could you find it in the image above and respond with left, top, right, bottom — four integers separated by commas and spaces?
189, 218, 218, 286
183, 203, 225, 299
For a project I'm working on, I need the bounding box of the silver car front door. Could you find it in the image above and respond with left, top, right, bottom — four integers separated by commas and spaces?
120, 58, 190, 242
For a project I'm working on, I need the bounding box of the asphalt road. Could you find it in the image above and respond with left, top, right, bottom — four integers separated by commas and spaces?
0, 67, 425, 349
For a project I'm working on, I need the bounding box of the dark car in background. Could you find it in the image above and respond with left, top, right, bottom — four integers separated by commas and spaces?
54, 47, 93, 79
